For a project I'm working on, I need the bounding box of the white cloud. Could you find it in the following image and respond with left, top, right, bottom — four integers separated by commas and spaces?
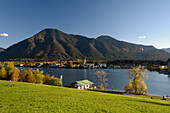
138, 36, 146, 39
0, 33, 8, 37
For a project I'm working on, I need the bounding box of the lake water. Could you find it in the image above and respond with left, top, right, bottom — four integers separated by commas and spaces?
18, 67, 170, 96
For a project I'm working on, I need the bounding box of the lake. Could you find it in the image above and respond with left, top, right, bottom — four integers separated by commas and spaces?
18, 67, 170, 96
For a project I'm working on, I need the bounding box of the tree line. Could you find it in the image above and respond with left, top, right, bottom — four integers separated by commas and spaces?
0, 62, 62, 86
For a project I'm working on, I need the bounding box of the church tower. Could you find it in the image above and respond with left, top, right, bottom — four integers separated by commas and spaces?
84, 57, 86, 64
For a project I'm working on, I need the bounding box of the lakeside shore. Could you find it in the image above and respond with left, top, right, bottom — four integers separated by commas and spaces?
88, 89, 170, 101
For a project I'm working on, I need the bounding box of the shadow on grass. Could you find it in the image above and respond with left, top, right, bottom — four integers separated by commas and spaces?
132, 99, 170, 106
88, 89, 124, 95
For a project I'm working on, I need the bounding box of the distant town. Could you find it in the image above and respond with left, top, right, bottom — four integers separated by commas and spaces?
1, 58, 170, 75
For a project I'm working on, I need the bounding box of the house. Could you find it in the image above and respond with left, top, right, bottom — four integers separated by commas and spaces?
113, 65, 121, 69
83, 63, 94, 68
71, 80, 96, 89
51, 63, 61, 67
19, 64, 23, 67
72, 62, 80, 68
108, 64, 114, 68
99, 63, 107, 68
82, 57, 94, 68
36, 63, 43, 67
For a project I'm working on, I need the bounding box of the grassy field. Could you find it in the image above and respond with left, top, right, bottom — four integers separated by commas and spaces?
132, 94, 170, 101
0, 80, 170, 113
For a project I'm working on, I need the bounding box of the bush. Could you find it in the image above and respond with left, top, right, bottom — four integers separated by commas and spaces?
48, 76, 62, 86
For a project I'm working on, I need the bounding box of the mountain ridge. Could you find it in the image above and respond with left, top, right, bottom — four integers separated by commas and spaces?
162, 48, 170, 53
0, 47, 4, 53
0, 28, 170, 61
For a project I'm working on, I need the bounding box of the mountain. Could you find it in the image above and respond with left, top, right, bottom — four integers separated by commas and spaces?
0, 47, 4, 52
162, 48, 170, 53
0, 28, 170, 61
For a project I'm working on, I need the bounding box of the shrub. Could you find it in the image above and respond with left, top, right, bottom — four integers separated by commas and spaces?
48, 76, 62, 86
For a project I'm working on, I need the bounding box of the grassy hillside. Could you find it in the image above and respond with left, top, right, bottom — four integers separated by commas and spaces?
0, 80, 169, 113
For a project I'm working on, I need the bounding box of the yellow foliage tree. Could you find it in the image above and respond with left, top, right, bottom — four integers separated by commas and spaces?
125, 66, 148, 94
0, 66, 7, 79
11, 70, 20, 81
33, 69, 44, 84
26, 70, 35, 83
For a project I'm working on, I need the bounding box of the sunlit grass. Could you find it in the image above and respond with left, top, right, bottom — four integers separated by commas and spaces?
0, 80, 169, 113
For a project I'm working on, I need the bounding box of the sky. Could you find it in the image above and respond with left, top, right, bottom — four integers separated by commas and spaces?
0, 0, 170, 49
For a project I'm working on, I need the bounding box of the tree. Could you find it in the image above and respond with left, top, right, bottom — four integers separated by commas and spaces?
47, 76, 62, 86
43, 73, 51, 84
78, 61, 84, 68
95, 71, 108, 90
25, 70, 35, 83
95, 61, 99, 65
33, 69, 44, 84
125, 66, 148, 94
0, 66, 7, 79
3, 62, 20, 80
50, 77, 62, 86
20, 69, 28, 82
11, 70, 20, 81
68, 63, 73, 68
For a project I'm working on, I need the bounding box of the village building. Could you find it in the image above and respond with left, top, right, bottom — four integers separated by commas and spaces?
113, 65, 121, 69
19, 64, 24, 67
83, 57, 94, 68
99, 63, 107, 68
36, 63, 43, 67
51, 63, 61, 67
108, 64, 114, 68
72, 62, 80, 68
71, 80, 96, 89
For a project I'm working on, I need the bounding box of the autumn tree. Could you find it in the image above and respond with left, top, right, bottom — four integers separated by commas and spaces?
11, 70, 20, 81
78, 61, 84, 68
125, 66, 148, 94
95, 61, 99, 65
43, 73, 51, 84
3, 62, 20, 80
25, 70, 35, 83
48, 76, 62, 86
33, 69, 44, 84
95, 71, 108, 90
68, 63, 73, 68
19, 69, 28, 82
0, 66, 7, 79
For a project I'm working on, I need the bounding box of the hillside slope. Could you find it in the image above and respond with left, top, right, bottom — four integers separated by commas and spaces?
163, 48, 170, 53
0, 47, 4, 52
0, 28, 170, 60
0, 80, 169, 113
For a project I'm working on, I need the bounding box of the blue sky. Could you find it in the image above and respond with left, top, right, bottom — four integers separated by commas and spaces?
0, 0, 170, 49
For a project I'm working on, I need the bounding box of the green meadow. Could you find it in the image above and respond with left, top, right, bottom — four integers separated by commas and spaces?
0, 80, 169, 113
